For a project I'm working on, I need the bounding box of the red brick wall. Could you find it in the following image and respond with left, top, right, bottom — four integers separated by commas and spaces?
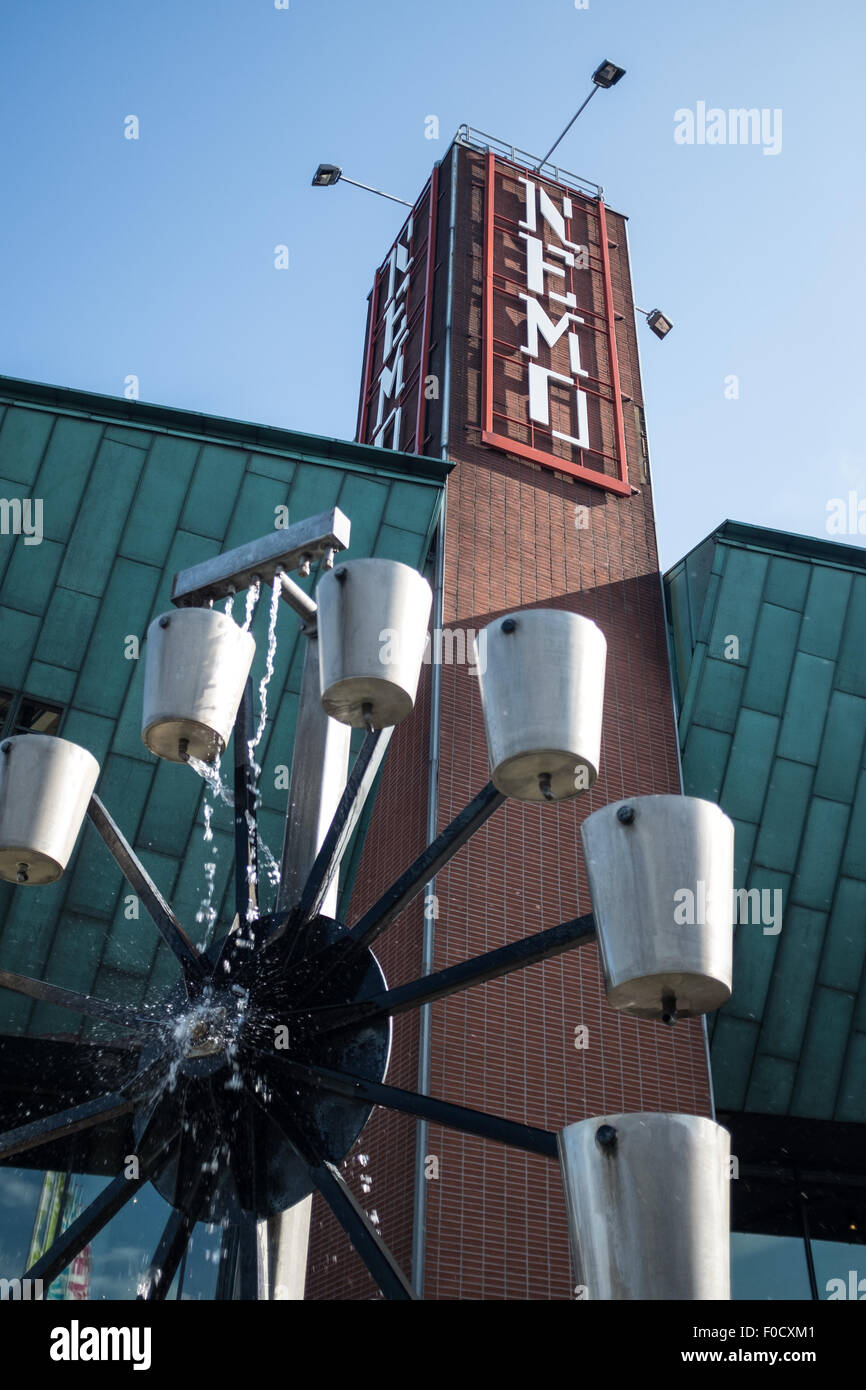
306, 142, 710, 1301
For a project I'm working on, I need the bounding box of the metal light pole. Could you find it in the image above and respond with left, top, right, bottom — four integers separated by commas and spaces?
537, 60, 626, 171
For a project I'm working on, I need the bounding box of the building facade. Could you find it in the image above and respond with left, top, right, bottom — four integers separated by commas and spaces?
307, 129, 713, 1300
666, 520, 866, 1299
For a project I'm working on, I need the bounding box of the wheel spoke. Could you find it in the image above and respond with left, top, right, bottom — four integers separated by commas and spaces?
261, 1054, 559, 1158
87, 794, 207, 991
0, 969, 166, 1035
0, 1091, 135, 1162
138, 1204, 198, 1301
26, 1172, 146, 1287
247, 1089, 416, 1300
305, 912, 597, 1036
289, 781, 506, 1004
350, 780, 505, 950
286, 726, 393, 940
23, 1101, 181, 1286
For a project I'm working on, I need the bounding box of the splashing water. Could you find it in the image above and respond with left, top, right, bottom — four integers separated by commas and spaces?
187, 752, 281, 911
224, 594, 235, 620
242, 580, 261, 632
195, 859, 218, 944
248, 576, 281, 773
187, 754, 233, 809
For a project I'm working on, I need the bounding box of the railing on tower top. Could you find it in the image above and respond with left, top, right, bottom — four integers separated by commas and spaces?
453, 124, 604, 200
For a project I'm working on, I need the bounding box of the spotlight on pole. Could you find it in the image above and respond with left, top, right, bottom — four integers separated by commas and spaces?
591, 60, 627, 89
635, 306, 674, 341
312, 163, 342, 187
311, 163, 413, 208
537, 59, 626, 169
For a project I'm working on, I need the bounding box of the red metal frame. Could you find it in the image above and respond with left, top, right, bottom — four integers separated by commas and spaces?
481, 153, 632, 496
414, 163, 439, 454
357, 174, 438, 454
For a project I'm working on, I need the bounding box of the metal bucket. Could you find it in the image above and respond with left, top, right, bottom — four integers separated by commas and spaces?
0, 735, 100, 885
558, 1112, 731, 1300
580, 794, 734, 1019
142, 608, 256, 763
317, 559, 432, 728
474, 609, 606, 802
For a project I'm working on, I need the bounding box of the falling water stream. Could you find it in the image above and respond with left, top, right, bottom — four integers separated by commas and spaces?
186, 576, 284, 937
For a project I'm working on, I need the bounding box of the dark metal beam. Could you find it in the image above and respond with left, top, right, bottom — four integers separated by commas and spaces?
138, 1206, 197, 1301
87, 794, 207, 991
248, 1089, 416, 1300
26, 1171, 148, 1286
24, 1106, 180, 1286
350, 781, 506, 950
266, 1055, 559, 1159
0, 969, 165, 1035
282, 727, 392, 956
288, 781, 507, 1004
306, 912, 597, 1036
0, 1090, 135, 1163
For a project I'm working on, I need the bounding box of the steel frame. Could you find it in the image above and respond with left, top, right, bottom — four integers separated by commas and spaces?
0, 515, 601, 1302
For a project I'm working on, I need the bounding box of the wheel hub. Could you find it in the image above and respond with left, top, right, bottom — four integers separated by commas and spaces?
132, 913, 391, 1223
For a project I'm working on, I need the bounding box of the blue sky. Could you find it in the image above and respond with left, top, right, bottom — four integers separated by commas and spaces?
1, 0, 863, 567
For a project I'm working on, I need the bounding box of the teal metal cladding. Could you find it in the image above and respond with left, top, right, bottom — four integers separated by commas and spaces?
665, 521, 866, 1122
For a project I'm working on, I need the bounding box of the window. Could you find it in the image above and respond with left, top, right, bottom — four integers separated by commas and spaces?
0, 687, 63, 739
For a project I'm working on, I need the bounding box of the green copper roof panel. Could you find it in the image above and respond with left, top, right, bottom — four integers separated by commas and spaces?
741, 603, 800, 716
763, 555, 811, 611
813, 692, 866, 803
790, 798, 850, 912
818, 877, 866, 992
682, 724, 731, 802
757, 905, 827, 1059
799, 567, 852, 660
0, 406, 54, 485
791, 986, 855, 1120
836, 574, 866, 697
752, 758, 814, 875
776, 652, 836, 764
665, 520, 866, 1123
694, 657, 746, 734
744, 1053, 796, 1114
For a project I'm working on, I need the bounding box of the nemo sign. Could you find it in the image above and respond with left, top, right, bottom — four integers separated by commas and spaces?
357, 171, 438, 454
481, 154, 631, 495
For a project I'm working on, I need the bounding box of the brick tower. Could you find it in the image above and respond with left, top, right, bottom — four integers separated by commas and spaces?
307, 130, 710, 1300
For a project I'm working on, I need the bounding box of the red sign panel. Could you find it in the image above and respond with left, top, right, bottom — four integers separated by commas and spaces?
357, 170, 438, 455
481, 154, 631, 495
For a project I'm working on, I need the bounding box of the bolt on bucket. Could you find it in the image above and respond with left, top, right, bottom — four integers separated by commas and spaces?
317, 558, 432, 728
474, 609, 606, 803
558, 1112, 731, 1300
0, 735, 100, 885
580, 794, 734, 1019
142, 608, 256, 764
